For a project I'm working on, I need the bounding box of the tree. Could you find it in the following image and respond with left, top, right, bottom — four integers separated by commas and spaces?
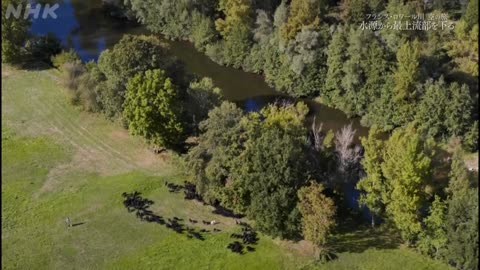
185, 101, 245, 198
381, 126, 433, 244
334, 123, 362, 186
414, 78, 473, 139
393, 40, 421, 102
24, 33, 62, 64
445, 83, 473, 137
97, 35, 183, 118
190, 11, 217, 51
185, 77, 222, 132
222, 23, 252, 68
445, 20, 479, 78
340, 0, 385, 24
380, 0, 418, 52
356, 127, 385, 227
414, 79, 448, 138
447, 148, 471, 195
129, 0, 195, 39
463, 121, 478, 152
1, 0, 30, 64
253, 10, 273, 44
445, 187, 478, 270
323, 26, 347, 107
417, 195, 448, 259
298, 182, 336, 247
123, 69, 185, 148
463, 0, 478, 30
215, 0, 253, 37
232, 125, 309, 237
280, 0, 324, 41
273, 0, 289, 29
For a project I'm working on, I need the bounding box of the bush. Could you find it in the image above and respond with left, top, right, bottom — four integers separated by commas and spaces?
51, 49, 80, 69
61, 61, 85, 97
24, 33, 62, 64
205, 42, 226, 65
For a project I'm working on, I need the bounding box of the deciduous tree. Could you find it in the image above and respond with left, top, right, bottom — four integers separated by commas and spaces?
356, 127, 385, 227
298, 182, 336, 247
123, 69, 185, 148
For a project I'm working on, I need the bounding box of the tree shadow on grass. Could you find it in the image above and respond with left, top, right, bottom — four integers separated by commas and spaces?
328, 216, 401, 254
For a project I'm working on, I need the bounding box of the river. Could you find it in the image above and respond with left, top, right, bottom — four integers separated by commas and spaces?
30, 0, 370, 139
28, 0, 384, 221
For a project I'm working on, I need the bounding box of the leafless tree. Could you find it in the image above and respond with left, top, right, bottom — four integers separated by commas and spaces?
311, 117, 324, 151
334, 123, 362, 184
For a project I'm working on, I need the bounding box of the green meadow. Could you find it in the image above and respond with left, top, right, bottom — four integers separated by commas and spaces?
1, 66, 452, 269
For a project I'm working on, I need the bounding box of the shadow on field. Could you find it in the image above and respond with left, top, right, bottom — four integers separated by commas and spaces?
121, 191, 206, 240
72, 222, 85, 227
328, 216, 401, 254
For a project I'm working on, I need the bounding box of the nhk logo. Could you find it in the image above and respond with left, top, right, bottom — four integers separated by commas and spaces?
3, 3, 60, 19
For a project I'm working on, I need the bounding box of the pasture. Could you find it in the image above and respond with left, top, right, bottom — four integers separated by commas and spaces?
1, 65, 452, 269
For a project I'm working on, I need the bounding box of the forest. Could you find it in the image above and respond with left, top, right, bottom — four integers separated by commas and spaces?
2, 0, 478, 269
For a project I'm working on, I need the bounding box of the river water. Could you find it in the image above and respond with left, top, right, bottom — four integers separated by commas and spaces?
30, 0, 370, 138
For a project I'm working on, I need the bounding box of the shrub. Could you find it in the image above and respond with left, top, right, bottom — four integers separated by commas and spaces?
51, 49, 80, 69
24, 33, 62, 64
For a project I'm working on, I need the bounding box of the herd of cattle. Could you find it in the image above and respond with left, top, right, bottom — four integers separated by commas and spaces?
122, 182, 259, 254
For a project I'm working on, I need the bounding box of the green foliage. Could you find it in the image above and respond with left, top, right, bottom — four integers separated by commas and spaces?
323, 26, 347, 106
463, 0, 478, 30
280, 0, 324, 41
190, 11, 217, 52
443, 148, 478, 270
462, 121, 478, 152
298, 182, 336, 247
393, 40, 421, 102
356, 127, 385, 227
447, 149, 471, 195
340, 0, 385, 23
414, 78, 473, 138
380, 0, 418, 52
185, 77, 222, 130
24, 34, 62, 65
75, 63, 104, 112
231, 124, 308, 237
187, 102, 314, 238
222, 24, 252, 68
445, 20, 479, 77
1, 0, 30, 64
96, 35, 183, 118
123, 69, 185, 148
185, 101, 245, 198
253, 10, 273, 44
417, 196, 448, 259
381, 126, 433, 244
324, 26, 390, 116
445, 187, 479, 270
215, 0, 253, 37
129, 0, 195, 39
51, 49, 80, 69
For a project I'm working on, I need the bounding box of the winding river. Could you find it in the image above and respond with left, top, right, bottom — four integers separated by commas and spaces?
30, 0, 370, 139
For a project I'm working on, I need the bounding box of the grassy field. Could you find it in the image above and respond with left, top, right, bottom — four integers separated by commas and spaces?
1, 65, 453, 269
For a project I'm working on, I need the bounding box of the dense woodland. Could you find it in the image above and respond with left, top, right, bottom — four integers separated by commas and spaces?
2, 0, 479, 268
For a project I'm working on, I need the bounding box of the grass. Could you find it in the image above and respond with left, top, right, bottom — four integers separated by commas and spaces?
1, 65, 453, 269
